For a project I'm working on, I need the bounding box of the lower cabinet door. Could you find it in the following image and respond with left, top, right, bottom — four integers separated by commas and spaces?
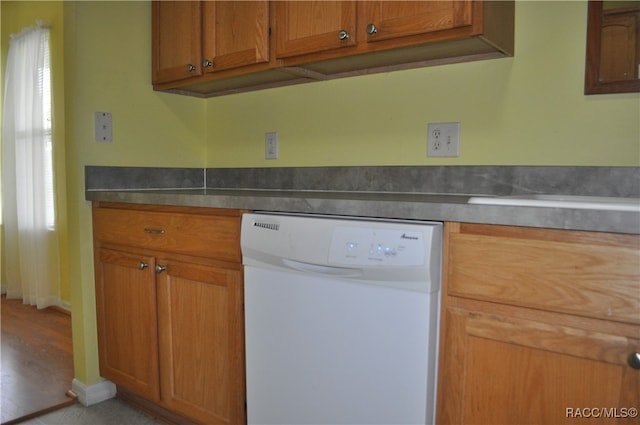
437, 306, 640, 424
156, 259, 245, 425
95, 248, 161, 401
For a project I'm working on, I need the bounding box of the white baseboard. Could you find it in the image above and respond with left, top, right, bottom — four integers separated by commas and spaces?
71, 378, 116, 406
59, 299, 72, 312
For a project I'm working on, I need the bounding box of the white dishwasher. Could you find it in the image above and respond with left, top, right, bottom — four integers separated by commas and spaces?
241, 213, 442, 425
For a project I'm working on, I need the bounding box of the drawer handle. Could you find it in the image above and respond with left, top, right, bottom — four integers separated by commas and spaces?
144, 228, 165, 235
628, 352, 640, 369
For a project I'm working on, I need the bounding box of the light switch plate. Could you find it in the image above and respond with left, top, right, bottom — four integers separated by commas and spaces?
265, 131, 278, 160
95, 112, 112, 142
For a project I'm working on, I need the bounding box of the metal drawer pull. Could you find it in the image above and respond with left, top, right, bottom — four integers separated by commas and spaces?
628, 352, 640, 369
144, 228, 165, 235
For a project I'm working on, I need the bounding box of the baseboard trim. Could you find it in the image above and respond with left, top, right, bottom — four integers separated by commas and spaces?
48, 304, 71, 316
71, 378, 116, 406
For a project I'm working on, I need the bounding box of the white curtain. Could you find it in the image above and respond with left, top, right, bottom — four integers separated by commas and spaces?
2, 22, 61, 308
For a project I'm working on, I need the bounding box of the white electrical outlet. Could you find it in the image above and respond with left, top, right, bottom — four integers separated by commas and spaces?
427, 122, 460, 157
265, 131, 279, 160
95, 112, 113, 142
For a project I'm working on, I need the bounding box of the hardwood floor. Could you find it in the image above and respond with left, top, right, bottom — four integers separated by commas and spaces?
1, 296, 76, 424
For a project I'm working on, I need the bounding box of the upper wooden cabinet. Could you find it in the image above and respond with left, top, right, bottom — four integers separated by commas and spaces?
152, 1, 270, 85
274, 1, 357, 59
361, 1, 473, 44
152, 1, 202, 84
585, 2, 640, 94
152, 0, 514, 97
202, 1, 270, 73
600, 8, 640, 82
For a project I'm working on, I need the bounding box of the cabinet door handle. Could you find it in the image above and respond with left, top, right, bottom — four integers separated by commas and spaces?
338, 29, 350, 40
144, 228, 165, 235
203, 59, 213, 68
187, 64, 196, 72
138, 261, 148, 270
366, 23, 378, 35
628, 352, 640, 369
155, 264, 166, 274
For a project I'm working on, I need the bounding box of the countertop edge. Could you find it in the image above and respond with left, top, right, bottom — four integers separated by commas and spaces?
85, 189, 640, 235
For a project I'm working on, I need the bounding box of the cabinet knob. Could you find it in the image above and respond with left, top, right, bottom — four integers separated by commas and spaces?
628, 352, 640, 369
366, 23, 378, 35
203, 59, 213, 68
187, 64, 196, 72
338, 30, 350, 40
138, 261, 148, 271
155, 264, 166, 274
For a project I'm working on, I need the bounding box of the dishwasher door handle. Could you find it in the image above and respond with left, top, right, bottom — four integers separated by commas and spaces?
282, 258, 362, 278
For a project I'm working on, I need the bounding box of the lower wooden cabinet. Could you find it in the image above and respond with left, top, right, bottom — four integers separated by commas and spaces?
95, 248, 160, 402
93, 203, 639, 424
93, 202, 245, 425
157, 259, 245, 424
437, 223, 640, 424
439, 303, 640, 424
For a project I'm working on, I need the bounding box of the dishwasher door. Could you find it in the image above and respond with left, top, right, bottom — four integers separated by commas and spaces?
242, 213, 441, 425
244, 264, 438, 425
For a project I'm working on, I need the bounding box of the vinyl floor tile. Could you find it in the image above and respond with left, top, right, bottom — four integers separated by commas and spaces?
19, 398, 165, 425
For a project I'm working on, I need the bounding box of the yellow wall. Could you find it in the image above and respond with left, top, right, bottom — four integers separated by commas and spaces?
3, 0, 639, 389
66, 1, 204, 386
3, 0, 205, 387
206, 1, 639, 167
69, 0, 640, 388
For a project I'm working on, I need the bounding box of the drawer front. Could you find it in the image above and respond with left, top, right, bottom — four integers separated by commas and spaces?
446, 223, 640, 324
93, 207, 241, 263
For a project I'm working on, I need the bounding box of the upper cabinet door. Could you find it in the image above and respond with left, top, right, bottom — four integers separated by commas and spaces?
202, 1, 270, 73
361, 1, 473, 43
274, 1, 357, 59
152, 1, 202, 84
600, 10, 640, 82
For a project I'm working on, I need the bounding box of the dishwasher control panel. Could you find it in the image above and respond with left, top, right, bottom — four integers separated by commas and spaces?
328, 226, 426, 267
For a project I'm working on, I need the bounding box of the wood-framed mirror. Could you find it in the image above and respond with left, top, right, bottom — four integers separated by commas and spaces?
585, 0, 640, 94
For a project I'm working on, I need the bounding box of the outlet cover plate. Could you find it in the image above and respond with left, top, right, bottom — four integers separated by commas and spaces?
427, 122, 460, 157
